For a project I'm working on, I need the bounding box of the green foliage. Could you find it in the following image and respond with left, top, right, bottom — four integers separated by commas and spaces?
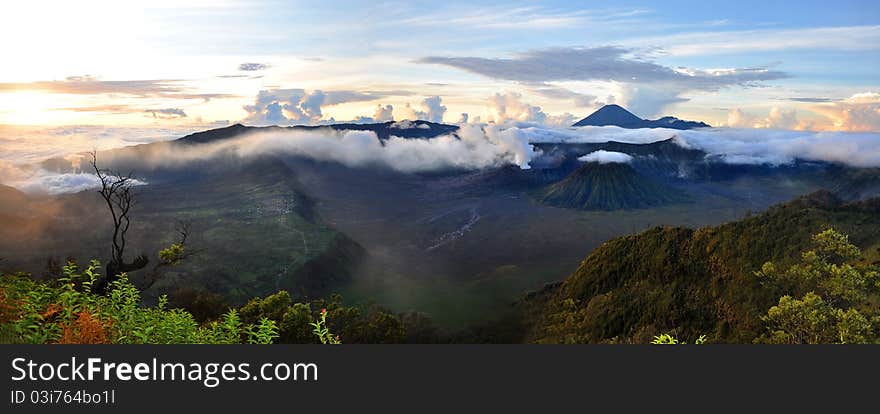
158, 243, 186, 265
247, 317, 280, 344
525, 192, 880, 344
650, 333, 681, 344
758, 293, 874, 344
650, 333, 707, 345
238, 292, 412, 344
755, 228, 878, 306
310, 308, 341, 344
239, 291, 316, 343
0, 260, 278, 344
755, 228, 879, 344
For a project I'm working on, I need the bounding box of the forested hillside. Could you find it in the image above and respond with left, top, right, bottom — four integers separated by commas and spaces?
521, 191, 880, 344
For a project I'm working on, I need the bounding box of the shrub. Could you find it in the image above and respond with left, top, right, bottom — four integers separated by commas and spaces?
0, 260, 278, 344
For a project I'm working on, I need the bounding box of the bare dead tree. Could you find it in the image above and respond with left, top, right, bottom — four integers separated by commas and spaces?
174, 219, 191, 247
89, 151, 148, 293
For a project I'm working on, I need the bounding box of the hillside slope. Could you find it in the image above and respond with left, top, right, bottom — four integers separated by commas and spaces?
522, 191, 880, 343
539, 162, 688, 210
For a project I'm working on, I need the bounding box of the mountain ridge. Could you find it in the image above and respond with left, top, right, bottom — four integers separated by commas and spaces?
177, 120, 458, 144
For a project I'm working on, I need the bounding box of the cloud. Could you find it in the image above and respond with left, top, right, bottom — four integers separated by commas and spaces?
521, 124, 880, 168
0, 124, 202, 169
727, 93, 880, 132
614, 84, 690, 118
6, 123, 880, 195
422, 96, 446, 123
418, 46, 788, 89
58, 104, 136, 114
0, 134, 533, 195
578, 150, 633, 164
810, 92, 880, 132
352, 104, 394, 124
528, 84, 598, 108
13, 171, 145, 195
243, 89, 393, 125
398, 6, 593, 30
726, 108, 757, 129
632, 25, 880, 56
397, 96, 447, 123
486, 92, 576, 127
74, 126, 539, 174
145, 108, 188, 119
0, 75, 232, 101
372, 104, 394, 122
787, 97, 836, 103
0, 160, 145, 195
390, 120, 429, 129
55, 105, 189, 120
419, 46, 788, 116
726, 107, 800, 130
396, 6, 657, 33
238, 62, 269, 71
227, 123, 880, 170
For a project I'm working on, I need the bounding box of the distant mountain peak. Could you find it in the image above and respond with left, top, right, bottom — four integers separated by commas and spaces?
573, 105, 710, 130
573, 104, 645, 128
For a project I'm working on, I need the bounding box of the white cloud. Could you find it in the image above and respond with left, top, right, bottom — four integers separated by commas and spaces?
486, 92, 576, 127
528, 84, 599, 108
389, 120, 430, 129
418, 46, 787, 89
0, 124, 199, 164
0, 160, 146, 195
811, 92, 880, 132
613, 83, 689, 118
726, 93, 880, 132
58, 126, 539, 175
373, 104, 394, 122
243, 89, 396, 125
398, 6, 593, 30
726, 107, 801, 130
7, 121, 880, 196
578, 150, 633, 164
524, 125, 880, 168
419, 46, 787, 117
397, 96, 447, 123
632, 25, 880, 56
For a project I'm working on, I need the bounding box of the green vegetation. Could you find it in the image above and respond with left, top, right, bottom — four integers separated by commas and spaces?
237, 291, 416, 344
0, 260, 279, 344
754, 229, 879, 343
311, 308, 341, 344
0, 261, 439, 344
523, 191, 880, 344
650, 333, 707, 344
3, 190, 879, 344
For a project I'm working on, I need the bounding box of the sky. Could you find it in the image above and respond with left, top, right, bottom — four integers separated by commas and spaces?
0, 0, 878, 131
